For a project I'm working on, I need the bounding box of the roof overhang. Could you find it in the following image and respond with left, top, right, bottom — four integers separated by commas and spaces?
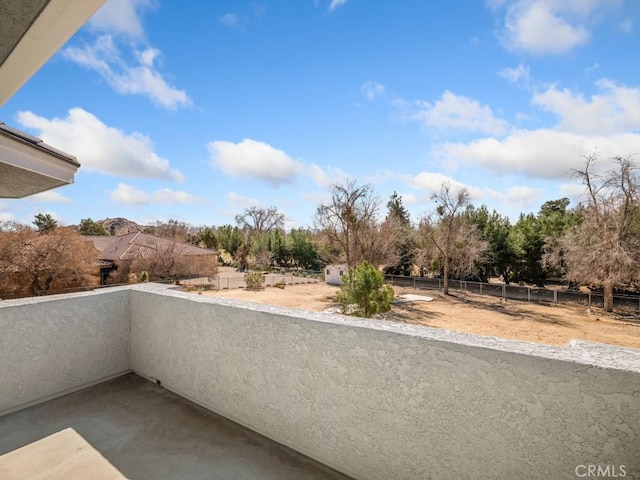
0, 122, 80, 198
0, 0, 107, 108
0, 0, 106, 198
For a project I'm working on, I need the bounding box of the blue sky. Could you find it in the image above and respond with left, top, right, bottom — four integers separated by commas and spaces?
1, 0, 639, 229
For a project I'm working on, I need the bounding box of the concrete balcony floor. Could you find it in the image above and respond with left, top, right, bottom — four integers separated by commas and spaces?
0, 374, 352, 480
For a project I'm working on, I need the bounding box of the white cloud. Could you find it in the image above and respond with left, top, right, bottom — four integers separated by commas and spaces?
208, 138, 347, 191
219, 13, 239, 27
400, 193, 421, 205
306, 164, 350, 190
110, 183, 148, 204
25, 191, 73, 203
208, 138, 305, 187
361, 81, 385, 100
558, 182, 586, 203
110, 183, 198, 205
433, 128, 640, 180
499, 63, 530, 85
64, 35, 191, 110
71, 2, 190, 109
306, 164, 330, 189
17, 108, 184, 182
151, 188, 199, 204
226, 191, 261, 209
0, 212, 15, 223
329, 0, 348, 11
89, 0, 156, 38
427, 77, 640, 181
493, 0, 614, 54
405, 172, 540, 211
414, 91, 509, 136
487, 185, 542, 208
533, 79, 640, 134
406, 172, 484, 200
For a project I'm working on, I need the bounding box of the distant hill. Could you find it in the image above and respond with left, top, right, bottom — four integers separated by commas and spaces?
71, 218, 198, 238
95, 218, 143, 236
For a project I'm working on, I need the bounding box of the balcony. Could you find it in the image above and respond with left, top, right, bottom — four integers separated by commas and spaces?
1, 284, 639, 479
0, 373, 347, 479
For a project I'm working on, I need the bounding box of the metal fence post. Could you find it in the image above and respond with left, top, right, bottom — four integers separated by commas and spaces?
588, 292, 591, 307
413, 277, 416, 289
479, 283, 482, 294
502, 284, 506, 300
527, 288, 530, 303
554, 290, 557, 305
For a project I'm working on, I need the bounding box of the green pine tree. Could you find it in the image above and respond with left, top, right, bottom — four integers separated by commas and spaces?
337, 261, 394, 318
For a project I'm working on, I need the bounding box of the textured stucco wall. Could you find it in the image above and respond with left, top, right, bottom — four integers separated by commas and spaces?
129, 286, 640, 480
0, 289, 131, 416
2, 284, 638, 478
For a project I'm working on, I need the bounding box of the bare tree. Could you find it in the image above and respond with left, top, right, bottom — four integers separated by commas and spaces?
235, 206, 285, 237
0, 221, 24, 233
356, 215, 405, 270
418, 183, 487, 295
144, 219, 193, 243
544, 154, 640, 312
314, 180, 380, 268
0, 226, 98, 297
128, 239, 217, 282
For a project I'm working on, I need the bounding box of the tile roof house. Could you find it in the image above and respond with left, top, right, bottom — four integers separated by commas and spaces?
86, 232, 217, 284
87, 232, 217, 262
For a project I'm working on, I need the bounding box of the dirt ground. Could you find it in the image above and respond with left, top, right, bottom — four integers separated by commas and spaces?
196, 283, 640, 349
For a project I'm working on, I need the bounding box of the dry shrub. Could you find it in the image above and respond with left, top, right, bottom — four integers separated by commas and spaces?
245, 271, 266, 291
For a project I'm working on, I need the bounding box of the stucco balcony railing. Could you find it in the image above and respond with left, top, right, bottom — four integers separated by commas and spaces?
1, 284, 639, 479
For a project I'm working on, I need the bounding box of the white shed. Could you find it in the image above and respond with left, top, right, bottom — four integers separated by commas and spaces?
325, 264, 348, 286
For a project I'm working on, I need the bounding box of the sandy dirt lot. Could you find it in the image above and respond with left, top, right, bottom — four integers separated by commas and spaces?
195, 283, 640, 348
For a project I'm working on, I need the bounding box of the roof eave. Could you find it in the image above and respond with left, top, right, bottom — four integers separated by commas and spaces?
0, 0, 108, 108
0, 125, 79, 198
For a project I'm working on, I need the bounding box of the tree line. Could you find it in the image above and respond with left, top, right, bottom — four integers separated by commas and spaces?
198, 152, 637, 312
1, 152, 637, 311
